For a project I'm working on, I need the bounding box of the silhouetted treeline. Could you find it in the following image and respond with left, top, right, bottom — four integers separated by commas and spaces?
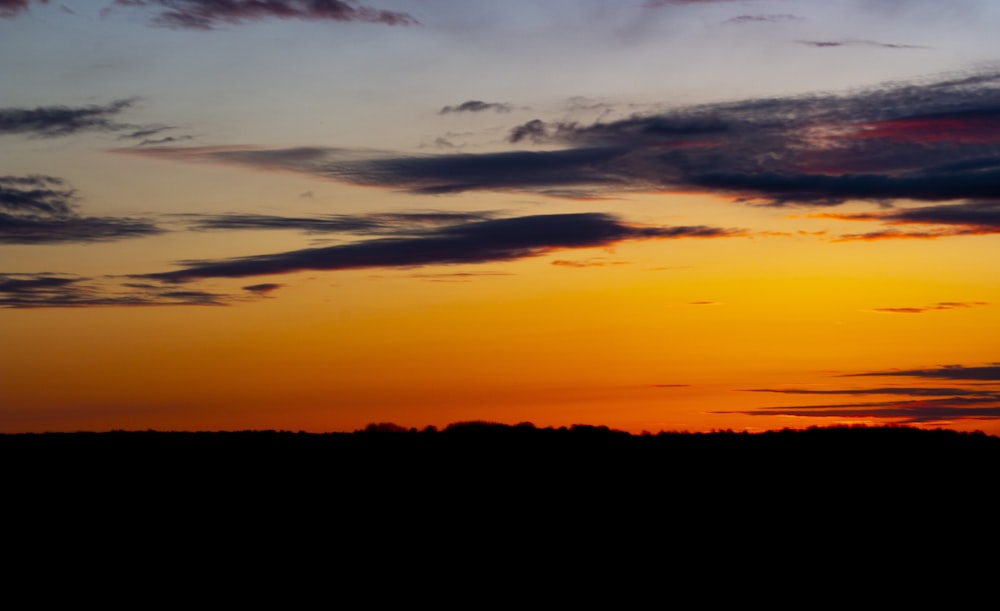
4, 423, 996, 567
5, 423, 997, 496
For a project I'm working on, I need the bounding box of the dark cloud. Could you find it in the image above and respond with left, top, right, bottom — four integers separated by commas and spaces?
0, 174, 75, 216
139, 213, 745, 282
182, 210, 495, 234
242, 283, 284, 294
822, 201, 1000, 240
721, 397, 1000, 424
796, 39, 929, 50
121, 69, 1000, 210
847, 365, 1000, 381
440, 101, 513, 115
0, 273, 227, 308
0, 175, 162, 243
727, 364, 1000, 423
746, 386, 998, 398
106, 0, 418, 30
872, 301, 989, 314
0, 0, 44, 18
0, 99, 149, 138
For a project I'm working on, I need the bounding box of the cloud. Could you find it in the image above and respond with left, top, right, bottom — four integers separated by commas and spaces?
0, 175, 162, 243
550, 258, 629, 268
795, 39, 929, 50
0, 273, 228, 308
746, 386, 998, 398
119, 69, 1000, 210
139, 213, 745, 282
106, 0, 418, 30
0, 0, 44, 18
721, 397, 1000, 424
644, 0, 747, 6
726, 364, 1000, 423
821, 201, 1000, 240
0, 99, 155, 138
181, 210, 495, 234
440, 101, 513, 115
242, 283, 284, 294
847, 365, 1000, 381
724, 14, 802, 24
872, 301, 989, 314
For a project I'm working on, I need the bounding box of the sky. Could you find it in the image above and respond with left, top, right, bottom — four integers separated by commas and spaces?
2, 0, 999, 434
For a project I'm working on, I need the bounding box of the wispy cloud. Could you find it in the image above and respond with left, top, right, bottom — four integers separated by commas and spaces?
847, 364, 1000, 381
0, 99, 163, 139
0, 273, 228, 308
550, 258, 629, 268
122, 69, 1000, 211
0, 0, 44, 18
181, 210, 496, 234
872, 302, 989, 314
241, 282, 284, 294
724, 397, 1000, 424
795, 39, 929, 50
822, 201, 1000, 240
727, 364, 1000, 424
105, 0, 418, 30
140, 213, 746, 282
0, 175, 162, 243
724, 14, 802, 24
440, 101, 513, 115
746, 386, 998, 398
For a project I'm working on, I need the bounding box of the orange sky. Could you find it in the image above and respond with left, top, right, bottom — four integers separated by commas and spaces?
2, 1, 999, 434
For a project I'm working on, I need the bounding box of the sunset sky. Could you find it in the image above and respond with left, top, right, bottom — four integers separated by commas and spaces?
2, 0, 999, 434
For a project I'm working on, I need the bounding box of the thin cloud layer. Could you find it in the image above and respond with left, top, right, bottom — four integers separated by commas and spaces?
728, 365, 1000, 424
142, 212, 745, 282
0, 175, 162, 243
0, 99, 156, 139
848, 365, 1000, 381
0, 273, 228, 308
724, 14, 801, 24
821, 201, 1000, 240
182, 210, 495, 234
106, 0, 418, 29
795, 39, 929, 50
440, 101, 513, 115
872, 302, 989, 314
123, 70, 1000, 211
0, 0, 43, 18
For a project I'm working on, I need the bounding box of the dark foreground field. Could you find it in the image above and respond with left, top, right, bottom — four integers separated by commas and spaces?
6, 423, 997, 504
4, 423, 997, 582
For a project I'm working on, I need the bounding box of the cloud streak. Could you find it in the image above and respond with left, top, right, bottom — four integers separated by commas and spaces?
0, 175, 162, 243
181, 210, 495, 234
440, 101, 513, 115
724, 14, 801, 24
821, 201, 1000, 240
795, 39, 929, 50
141, 213, 745, 282
0, 99, 156, 139
871, 301, 989, 314
728, 364, 1000, 424
0, 0, 44, 18
106, 0, 418, 30
0, 273, 229, 308
122, 69, 1000, 213
848, 365, 1000, 382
